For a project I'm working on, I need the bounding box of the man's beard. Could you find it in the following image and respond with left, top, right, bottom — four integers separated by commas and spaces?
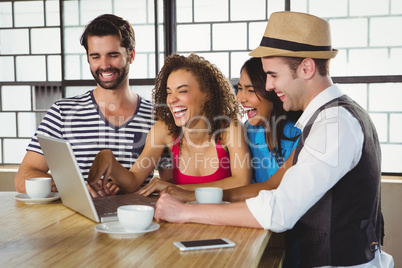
91, 62, 130, 90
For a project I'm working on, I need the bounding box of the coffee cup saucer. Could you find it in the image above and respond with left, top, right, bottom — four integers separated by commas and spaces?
187, 201, 230, 204
95, 221, 160, 239
15, 192, 60, 204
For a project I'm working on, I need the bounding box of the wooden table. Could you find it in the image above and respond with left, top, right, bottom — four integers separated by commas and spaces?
0, 192, 278, 267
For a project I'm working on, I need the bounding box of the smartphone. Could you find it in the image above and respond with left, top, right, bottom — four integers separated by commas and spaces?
173, 238, 236, 251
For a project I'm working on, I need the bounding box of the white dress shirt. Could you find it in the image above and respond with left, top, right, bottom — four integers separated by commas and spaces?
246, 85, 393, 267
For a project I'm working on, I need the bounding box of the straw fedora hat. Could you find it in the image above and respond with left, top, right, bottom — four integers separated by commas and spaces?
249, 11, 338, 59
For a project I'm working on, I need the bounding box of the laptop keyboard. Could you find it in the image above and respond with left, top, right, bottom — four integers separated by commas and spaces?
92, 194, 156, 216
93, 196, 126, 215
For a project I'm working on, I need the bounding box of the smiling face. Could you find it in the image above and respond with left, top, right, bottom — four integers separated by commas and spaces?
237, 69, 273, 127
262, 57, 306, 112
87, 35, 134, 90
166, 69, 208, 128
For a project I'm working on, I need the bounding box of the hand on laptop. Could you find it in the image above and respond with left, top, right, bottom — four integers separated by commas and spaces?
87, 181, 120, 198
136, 177, 172, 196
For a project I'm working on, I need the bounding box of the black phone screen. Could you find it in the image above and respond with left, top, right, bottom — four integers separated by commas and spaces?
180, 239, 229, 248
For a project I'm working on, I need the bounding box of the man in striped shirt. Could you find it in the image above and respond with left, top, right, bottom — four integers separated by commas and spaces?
15, 14, 156, 196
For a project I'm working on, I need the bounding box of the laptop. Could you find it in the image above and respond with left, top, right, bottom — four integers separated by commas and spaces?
37, 134, 156, 223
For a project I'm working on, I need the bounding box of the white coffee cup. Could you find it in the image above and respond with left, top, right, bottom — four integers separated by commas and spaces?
117, 205, 154, 232
195, 187, 223, 204
25, 177, 52, 199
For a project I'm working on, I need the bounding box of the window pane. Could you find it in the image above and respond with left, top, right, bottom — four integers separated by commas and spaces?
80, 0, 112, 24
230, 52, 251, 79
4, 139, 29, 164
390, 114, 402, 142
194, 0, 228, 22
0, 29, 30, 54
115, 0, 148, 24
48, 55, 62, 81
391, 0, 402, 14
0, 56, 15, 81
231, 0, 266, 21
330, 18, 368, 48
132, 53, 150, 79
0, 113, 16, 137
350, 0, 388, 16
0, 2, 12, 27
197, 52, 229, 78
81, 54, 92, 79
135, 25, 156, 53
46, 0, 60, 26
370, 17, 402, 46
381, 145, 402, 173
64, 55, 81, 79
16, 56, 46, 81
348, 48, 389, 76
368, 113, 388, 142
177, 24, 211, 51
212, 23, 247, 50
309, 0, 347, 17
249, 22, 268, 51
369, 83, 402, 112
1, 85, 31, 111
31, 28, 61, 54
63, 27, 85, 54
63, 0, 79, 26
14, 1, 44, 27
18, 112, 37, 137
177, 0, 193, 23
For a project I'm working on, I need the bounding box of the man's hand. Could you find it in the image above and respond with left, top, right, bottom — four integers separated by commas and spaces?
154, 193, 189, 223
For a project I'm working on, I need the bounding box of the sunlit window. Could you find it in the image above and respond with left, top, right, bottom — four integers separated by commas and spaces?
0, 0, 401, 174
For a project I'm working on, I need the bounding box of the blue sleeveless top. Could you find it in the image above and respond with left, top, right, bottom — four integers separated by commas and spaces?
246, 121, 301, 183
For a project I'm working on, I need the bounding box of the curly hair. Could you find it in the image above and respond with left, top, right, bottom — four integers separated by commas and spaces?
153, 54, 240, 142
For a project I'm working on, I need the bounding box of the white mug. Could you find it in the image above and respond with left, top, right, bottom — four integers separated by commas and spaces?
25, 177, 52, 199
117, 205, 154, 232
195, 187, 223, 204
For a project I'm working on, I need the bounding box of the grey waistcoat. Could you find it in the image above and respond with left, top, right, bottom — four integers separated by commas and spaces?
292, 95, 384, 267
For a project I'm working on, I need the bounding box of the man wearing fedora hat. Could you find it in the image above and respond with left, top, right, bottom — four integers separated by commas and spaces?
154, 11, 393, 267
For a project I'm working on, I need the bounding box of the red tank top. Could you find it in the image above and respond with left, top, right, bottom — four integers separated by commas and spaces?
172, 137, 232, 185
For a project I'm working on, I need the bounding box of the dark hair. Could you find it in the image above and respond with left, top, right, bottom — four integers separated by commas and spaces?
153, 54, 239, 142
240, 57, 300, 163
80, 14, 135, 54
281, 57, 329, 76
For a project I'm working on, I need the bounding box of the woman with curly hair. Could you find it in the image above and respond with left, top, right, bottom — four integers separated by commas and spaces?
87, 54, 251, 195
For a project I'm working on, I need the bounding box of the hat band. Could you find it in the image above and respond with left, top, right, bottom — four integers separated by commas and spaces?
260, 37, 332, 52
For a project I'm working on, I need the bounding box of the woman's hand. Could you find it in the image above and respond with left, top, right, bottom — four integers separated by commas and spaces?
161, 185, 196, 203
136, 177, 173, 196
87, 149, 116, 196
87, 180, 120, 197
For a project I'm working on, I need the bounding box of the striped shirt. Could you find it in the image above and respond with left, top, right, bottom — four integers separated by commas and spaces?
27, 90, 155, 181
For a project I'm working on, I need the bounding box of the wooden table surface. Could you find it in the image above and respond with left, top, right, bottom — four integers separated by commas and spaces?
0, 192, 272, 267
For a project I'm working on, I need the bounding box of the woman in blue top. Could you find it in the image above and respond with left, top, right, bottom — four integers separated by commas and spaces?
237, 57, 301, 184
237, 58, 302, 268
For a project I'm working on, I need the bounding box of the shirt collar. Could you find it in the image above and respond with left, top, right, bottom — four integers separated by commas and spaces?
295, 84, 344, 131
